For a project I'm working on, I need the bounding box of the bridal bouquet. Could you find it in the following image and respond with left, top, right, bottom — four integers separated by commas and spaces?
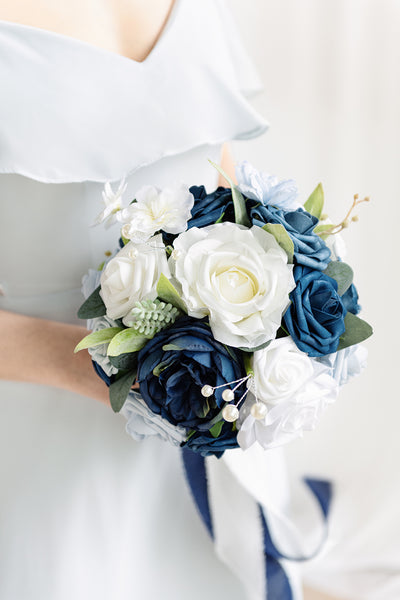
76, 161, 372, 457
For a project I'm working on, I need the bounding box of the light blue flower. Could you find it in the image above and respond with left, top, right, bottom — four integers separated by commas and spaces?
235, 160, 300, 210
121, 390, 187, 445
317, 345, 368, 386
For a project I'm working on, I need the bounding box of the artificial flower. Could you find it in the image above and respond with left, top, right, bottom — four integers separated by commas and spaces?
317, 344, 368, 386
284, 265, 347, 357
92, 179, 127, 227
100, 234, 170, 320
236, 160, 300, 210
87, 315, 119, 377
117, 184, 194, 242
171, 222, 295, 349
121, 390, 187, 446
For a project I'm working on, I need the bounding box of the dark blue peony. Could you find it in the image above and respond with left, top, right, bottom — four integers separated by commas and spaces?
284, 266, 347, 357
249, 205, 331, 270
137, 316, 245, 454
183, 421, 238, 458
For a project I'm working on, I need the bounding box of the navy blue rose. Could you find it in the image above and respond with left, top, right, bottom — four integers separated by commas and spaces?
284, 266, 347, 357
249, 205, 331, 270
137, 316, 245, 434
183, 422, 238, 458
187, 186, 235, 229
341, 283, 361, 315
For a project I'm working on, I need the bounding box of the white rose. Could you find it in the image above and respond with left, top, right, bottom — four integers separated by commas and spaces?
100, 235, 170, 320
120, 391, 187, 446
237, 344, 338, 450
171, 222, 295, 349
252, 338, 314, 404
117, 184, 194, 242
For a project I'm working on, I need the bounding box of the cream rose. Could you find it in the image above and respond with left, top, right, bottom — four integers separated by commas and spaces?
100, 235, 170, 320
171, 222, 295, 348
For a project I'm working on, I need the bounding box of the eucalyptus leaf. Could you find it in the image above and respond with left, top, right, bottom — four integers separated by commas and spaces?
337, 312, 373, 351
109, 370, 137, 413
208, 160, 251, 227
77, 286, 106, 319
156, 273, 187, 313
323, 261, 354, 296
209, 420, 224, 439
304, 183, 324, 219
74, 327, 123, 353
108, 352, 138, 371
262, 223, 294, 263
107, 328, 148, 356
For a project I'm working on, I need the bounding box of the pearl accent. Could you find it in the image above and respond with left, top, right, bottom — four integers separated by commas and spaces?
222, 389, 235, 402
222, 404, 239, 422
128, 248, 138, 259
171, 248, 182, 260
201, 385, 214, 398
121, 224, 131, 239
250, 402, 268, 420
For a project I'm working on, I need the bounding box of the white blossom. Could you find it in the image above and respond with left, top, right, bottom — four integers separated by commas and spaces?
92, 179, 127, 227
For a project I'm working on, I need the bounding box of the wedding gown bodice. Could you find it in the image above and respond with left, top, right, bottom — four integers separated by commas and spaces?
0, 3, 267, 599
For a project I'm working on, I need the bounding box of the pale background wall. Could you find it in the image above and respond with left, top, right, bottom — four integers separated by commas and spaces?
229, 1, 400, 598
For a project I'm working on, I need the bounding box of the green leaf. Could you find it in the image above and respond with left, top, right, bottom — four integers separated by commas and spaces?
107, 328, 148, 356
239, 339, 272, 353
313, 224, 334, 240
109, 370, 136, 413
108, 352, 138, 371
337, 312, 373, 351
74, 327, 123, 353
208, 160, 251, 227
156, 273, 187, 313
323, 261, 354, 296
304, 183, 324, 219
77, 286, 106, 319
262, 223, 294, 263
209, 420, 224, 438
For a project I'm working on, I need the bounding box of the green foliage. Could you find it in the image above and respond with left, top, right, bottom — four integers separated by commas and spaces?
262, 223, 294, 263
77, 286, 106, 319
209, 421, 224, 438
74, 327, 122, 353
156, 273, 188, 313
304, 183, 324, 219
107, 328, 148, 356
337, 312, 373, 351
108, 352, 138, 371
209, 160, 251, 227
109, 370, 137, 413
323, 261, 354, 296
125, 299, 180, 336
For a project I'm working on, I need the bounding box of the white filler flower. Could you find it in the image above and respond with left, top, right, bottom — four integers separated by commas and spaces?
117, 184, 194, 242
92, 179, 127, 227
100, 234, 170, 320
171, 222, 295, 349
237, 338, 338, 450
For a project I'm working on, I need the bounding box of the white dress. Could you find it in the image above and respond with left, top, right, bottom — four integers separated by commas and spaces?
0, 2, 268, 599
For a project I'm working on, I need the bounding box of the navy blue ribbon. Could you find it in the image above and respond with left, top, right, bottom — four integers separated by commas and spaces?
181, 447, 333, 600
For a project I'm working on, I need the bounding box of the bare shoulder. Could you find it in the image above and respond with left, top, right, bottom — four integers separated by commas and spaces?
0, 0, 175, 62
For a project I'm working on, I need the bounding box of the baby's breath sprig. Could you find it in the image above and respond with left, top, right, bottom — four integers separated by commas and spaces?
315, 194, 370, 239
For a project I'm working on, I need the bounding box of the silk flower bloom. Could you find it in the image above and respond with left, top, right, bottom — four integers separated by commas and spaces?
171, 222, 295, 349
100, 235, 170, 320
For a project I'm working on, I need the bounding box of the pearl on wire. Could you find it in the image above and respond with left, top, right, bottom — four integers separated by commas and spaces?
222, 389, 235, 402
250, 402, 268, 420
222, 404, 239, 422
201, 385, 214, 398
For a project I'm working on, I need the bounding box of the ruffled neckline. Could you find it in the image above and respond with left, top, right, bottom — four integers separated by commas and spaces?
0, 0, 268, 183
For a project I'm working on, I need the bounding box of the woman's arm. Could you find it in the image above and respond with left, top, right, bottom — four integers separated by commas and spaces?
0, 310, 109, 404
218, 143, 237, 186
